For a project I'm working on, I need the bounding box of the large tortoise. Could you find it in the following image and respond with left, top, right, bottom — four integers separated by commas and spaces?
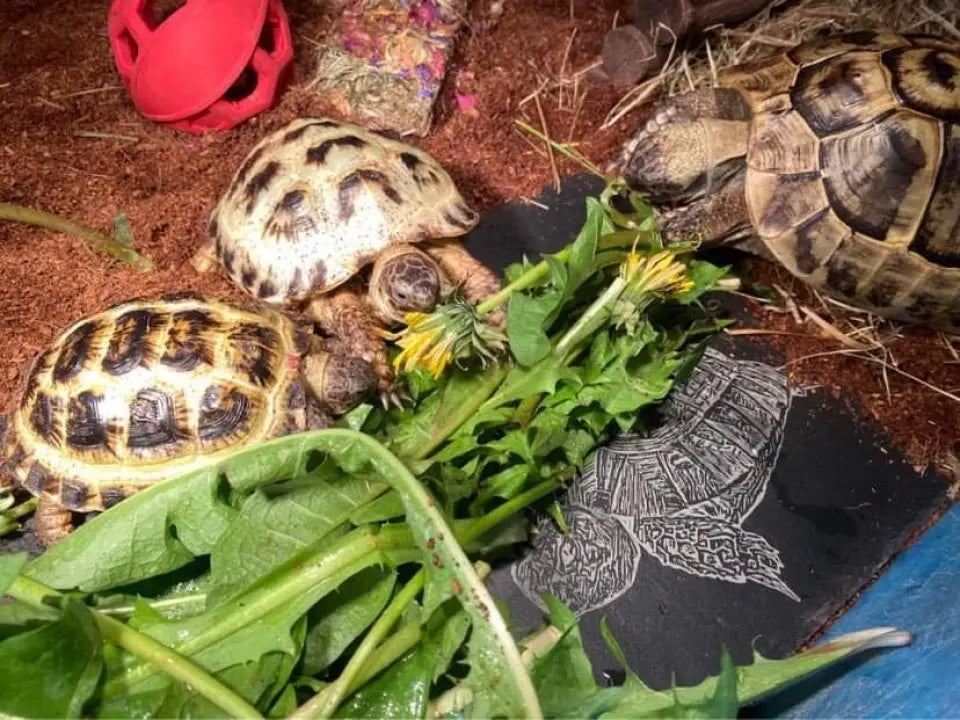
194, 118, 502, 402
611, 32, 960, 330
0, 292, 375, 545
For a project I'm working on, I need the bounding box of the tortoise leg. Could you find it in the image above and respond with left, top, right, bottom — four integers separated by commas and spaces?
307, 282, 399, 407
610, 87, 751, 205
660, 174, 752, 247
190, 238, 218, 274
34, 494, 74, 547
422, 239, 505, 324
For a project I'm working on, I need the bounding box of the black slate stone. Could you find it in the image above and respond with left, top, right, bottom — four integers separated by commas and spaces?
464, 173, 950, 691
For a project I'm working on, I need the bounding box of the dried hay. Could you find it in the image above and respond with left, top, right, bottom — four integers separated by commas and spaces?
604, 0, 960, 127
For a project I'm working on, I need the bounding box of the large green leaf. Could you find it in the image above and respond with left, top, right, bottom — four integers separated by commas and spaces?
208, 464, 386, 603
0, 600, 102, 718
24, 469, 234, 592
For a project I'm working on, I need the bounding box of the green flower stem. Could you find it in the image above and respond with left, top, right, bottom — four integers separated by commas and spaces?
0, 497, 38, 537
458, 478, 562, 547
0, 202, 153, 272
475, 231, 646, 318
97, 592, 208, 619
553, 277, 627, 358
293, 570, 427, 718
6, 576, 262, 719
349, 621, 422, 690
104, 524, 417, 698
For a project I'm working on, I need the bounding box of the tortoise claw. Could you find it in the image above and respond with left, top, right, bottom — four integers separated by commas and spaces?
378, 381, 411, 410
379, 388, 405, 410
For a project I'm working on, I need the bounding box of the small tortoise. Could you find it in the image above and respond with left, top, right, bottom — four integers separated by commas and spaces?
611, 32, 960, 330
0, 292, 376, 546
194, 117, 502, 401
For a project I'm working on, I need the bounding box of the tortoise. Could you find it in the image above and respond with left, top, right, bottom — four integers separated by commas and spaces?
193, 117, 502, 403
510, 347, 798, 616
610, 32, 960, 330
0, 292, 376, 546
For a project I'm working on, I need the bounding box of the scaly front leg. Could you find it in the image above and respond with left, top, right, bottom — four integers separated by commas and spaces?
422, 239, 504, 324
307, 280, 400, 408
35, 494, 74, 547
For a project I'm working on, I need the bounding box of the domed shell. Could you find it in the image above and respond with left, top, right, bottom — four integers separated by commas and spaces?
208, 118, 479, 307
726, 33, 960, 325
0, 293, 310, 513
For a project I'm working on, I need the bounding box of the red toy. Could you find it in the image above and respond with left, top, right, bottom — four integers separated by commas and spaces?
107, 0, 294, 133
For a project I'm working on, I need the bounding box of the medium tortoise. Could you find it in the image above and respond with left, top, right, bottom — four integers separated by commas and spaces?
0, 292, 376, 546
194, 117, 502, 402
611, 32, 960, 330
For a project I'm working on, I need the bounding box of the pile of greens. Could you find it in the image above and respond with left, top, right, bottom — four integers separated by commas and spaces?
0, 183, 908, 718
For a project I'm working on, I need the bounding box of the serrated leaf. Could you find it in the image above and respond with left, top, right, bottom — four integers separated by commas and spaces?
208, 464, 386, 603
526, 596, 598, 717
349, 490, 405, 525
507, 290, 562, 366
335, 603, 471, 719
0, 600, 102, 718
24, 469, 235, 592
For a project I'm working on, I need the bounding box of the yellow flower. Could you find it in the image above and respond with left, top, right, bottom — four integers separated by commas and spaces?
383, 297, 508, 379
621, 250, 694, 297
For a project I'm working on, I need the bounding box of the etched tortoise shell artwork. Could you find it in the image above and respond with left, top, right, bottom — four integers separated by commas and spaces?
511, 347, 797, 616
0, 293, 376, 546
612, 32, 960, 331
195, 117, 503, 402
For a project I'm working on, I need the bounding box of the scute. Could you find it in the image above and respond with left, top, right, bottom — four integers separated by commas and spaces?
2, 294, 303, 513
819, 110, 940, 244
747, 105, 820, 174
745, 168, 829, 239
790, 50, 899, 136
720, 54, 798, 107
883, 46, 960, 122
912, 122, 960, 266
212, 118, 479, 305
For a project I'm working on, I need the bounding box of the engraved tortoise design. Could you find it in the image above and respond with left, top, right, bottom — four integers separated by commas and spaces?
511, 348, 798, 616
611, 32, 960, 330
194, 118, 503, 404
0, 292, 376, 546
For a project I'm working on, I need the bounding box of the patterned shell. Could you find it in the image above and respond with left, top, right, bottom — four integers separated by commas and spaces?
208, 118, 479, 306
725, 32, 960, 325
0, 294, 310, 513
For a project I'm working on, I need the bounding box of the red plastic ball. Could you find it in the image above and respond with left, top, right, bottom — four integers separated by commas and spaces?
107, 0, 294, 133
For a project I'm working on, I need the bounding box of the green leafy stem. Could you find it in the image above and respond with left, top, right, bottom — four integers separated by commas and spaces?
0, 202, 154, 272
8, 575, 262, 718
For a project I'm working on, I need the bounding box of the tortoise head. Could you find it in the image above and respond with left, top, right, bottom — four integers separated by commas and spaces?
612, 88, 751, 206
301, 352, 376, 416
368, 245, 443, 325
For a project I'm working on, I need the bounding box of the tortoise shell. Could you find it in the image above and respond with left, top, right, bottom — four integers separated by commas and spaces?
207, 117, 478, 307
0, 293, 313, 514
726, 32, 960, 325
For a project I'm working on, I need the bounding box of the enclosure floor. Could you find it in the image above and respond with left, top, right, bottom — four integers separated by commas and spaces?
1, 0, 958, 475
